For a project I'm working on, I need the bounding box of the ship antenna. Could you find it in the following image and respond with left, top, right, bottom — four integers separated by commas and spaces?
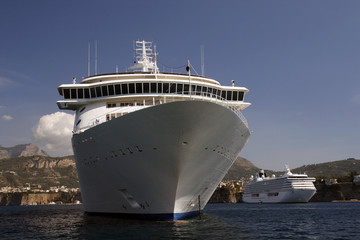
154, 45, 158, 78
187, 60, 191, 97
201, 45, 205, 76
95, 40, 98, 75
88, 42, 90, 76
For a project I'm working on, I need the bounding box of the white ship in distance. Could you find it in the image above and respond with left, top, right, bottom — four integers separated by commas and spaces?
57, 40, 251, 220
243, 167, 316, 203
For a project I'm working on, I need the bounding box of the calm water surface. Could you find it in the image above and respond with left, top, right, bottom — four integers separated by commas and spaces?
0, 202, 359, 239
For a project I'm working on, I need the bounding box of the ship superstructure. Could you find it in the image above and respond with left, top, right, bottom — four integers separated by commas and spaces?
243, 168, 316, 203
57, 40, 251, 220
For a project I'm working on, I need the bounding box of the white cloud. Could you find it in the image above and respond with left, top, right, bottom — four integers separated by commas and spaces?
0, 76, 16, 89
2, 115, 13, 120
32, 112, 75, 156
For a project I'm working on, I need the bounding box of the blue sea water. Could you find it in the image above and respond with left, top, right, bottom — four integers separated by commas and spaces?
0, 202, 359, 239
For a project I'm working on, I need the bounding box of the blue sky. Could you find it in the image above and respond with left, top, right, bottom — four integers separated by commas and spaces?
1, 0, 360, 170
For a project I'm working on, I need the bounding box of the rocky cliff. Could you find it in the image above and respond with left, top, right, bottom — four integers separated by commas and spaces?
0, 144, 48, 159
0, 155, 78, 189
0, 192, 81, 206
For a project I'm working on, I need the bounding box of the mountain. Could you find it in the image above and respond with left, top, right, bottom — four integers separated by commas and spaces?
0, 144, 77, 189
291, 158, 360, 178
0, 155, 78, 189
223, 157, 360, 180
223, 157, 260, 180
0, 144, 48, 159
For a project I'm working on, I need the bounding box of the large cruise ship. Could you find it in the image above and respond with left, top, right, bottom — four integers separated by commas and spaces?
242, 168, 316, 203
57, 40, 251, 220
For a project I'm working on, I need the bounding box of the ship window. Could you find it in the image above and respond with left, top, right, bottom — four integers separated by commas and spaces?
63, 89, 70, 99
196, 85, 201, 95
232, 91, 238, 101
90, 88, 96, 98
212, 88, 216, 96
184, 84, 189, 94
151, 83, 156, 93
203, 86, 207, 96
136, 83, 142, 93
84, 89, 90, 98
102, 86, 108, 96
143, 83, 149, 93
107, 103, 116, 108
108, 85, 114, 95
77, 88, 84, 99
226, 91, 232, 100
163, 83, 169, 93
121, 84, 128, 94
71, 89, 77, 99
221, 90, 226, 100
177, 83, 183, 93
95, 87, 102, 97
115, 84, 121, 95
129, 83, 135, 94
238, 91, 244, 101
216, 89, 220, 96
191, 85, 196, 93
208, 87, 212, 97
158, 83, 163, 93
170, 83, 176, 93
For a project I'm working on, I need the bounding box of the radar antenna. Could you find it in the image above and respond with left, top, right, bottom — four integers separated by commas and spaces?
128, 40, 159, 73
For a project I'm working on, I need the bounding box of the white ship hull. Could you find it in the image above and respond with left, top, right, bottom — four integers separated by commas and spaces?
242, 189, 316, 203
72, 101, 250, 220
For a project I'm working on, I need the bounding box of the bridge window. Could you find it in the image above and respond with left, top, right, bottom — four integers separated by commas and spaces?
177, 83, 183, 93
232, 91, 238, 101
151, 83, 157, 93
77, 88, 83, 99
207, 87, 212, 97
102, 86, 108, 96
143, 83, 149, 93
95, 87, 102, 97
121, 84, 128, 94
136, 83, 142, 93
238, 91, 244, 101
203, 87, 207, 96
196, 85, 201, 95
170, 83, 176, 93
90, 88, 96, 98
163, 83, 169, 93
226, 91, 232, 101
84, 89, 90, 98
108, 85, 114, 95
129, 83, 135, 94
157, 83, 163, 93
63, 89, 70, 99
221, 90, 226, 100
71, 89, 77, 99
184, 84, 189, 94
115, 84, 121, 95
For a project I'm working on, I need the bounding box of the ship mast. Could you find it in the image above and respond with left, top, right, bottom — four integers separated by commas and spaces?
128, 40, 159, 73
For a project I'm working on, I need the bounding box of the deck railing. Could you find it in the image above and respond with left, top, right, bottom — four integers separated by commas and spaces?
74, 91, 248, 134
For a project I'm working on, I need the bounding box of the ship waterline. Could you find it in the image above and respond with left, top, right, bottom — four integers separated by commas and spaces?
73, 101, 250, 220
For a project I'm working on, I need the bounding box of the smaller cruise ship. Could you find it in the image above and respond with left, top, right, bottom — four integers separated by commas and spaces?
243, 167, 316, 203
